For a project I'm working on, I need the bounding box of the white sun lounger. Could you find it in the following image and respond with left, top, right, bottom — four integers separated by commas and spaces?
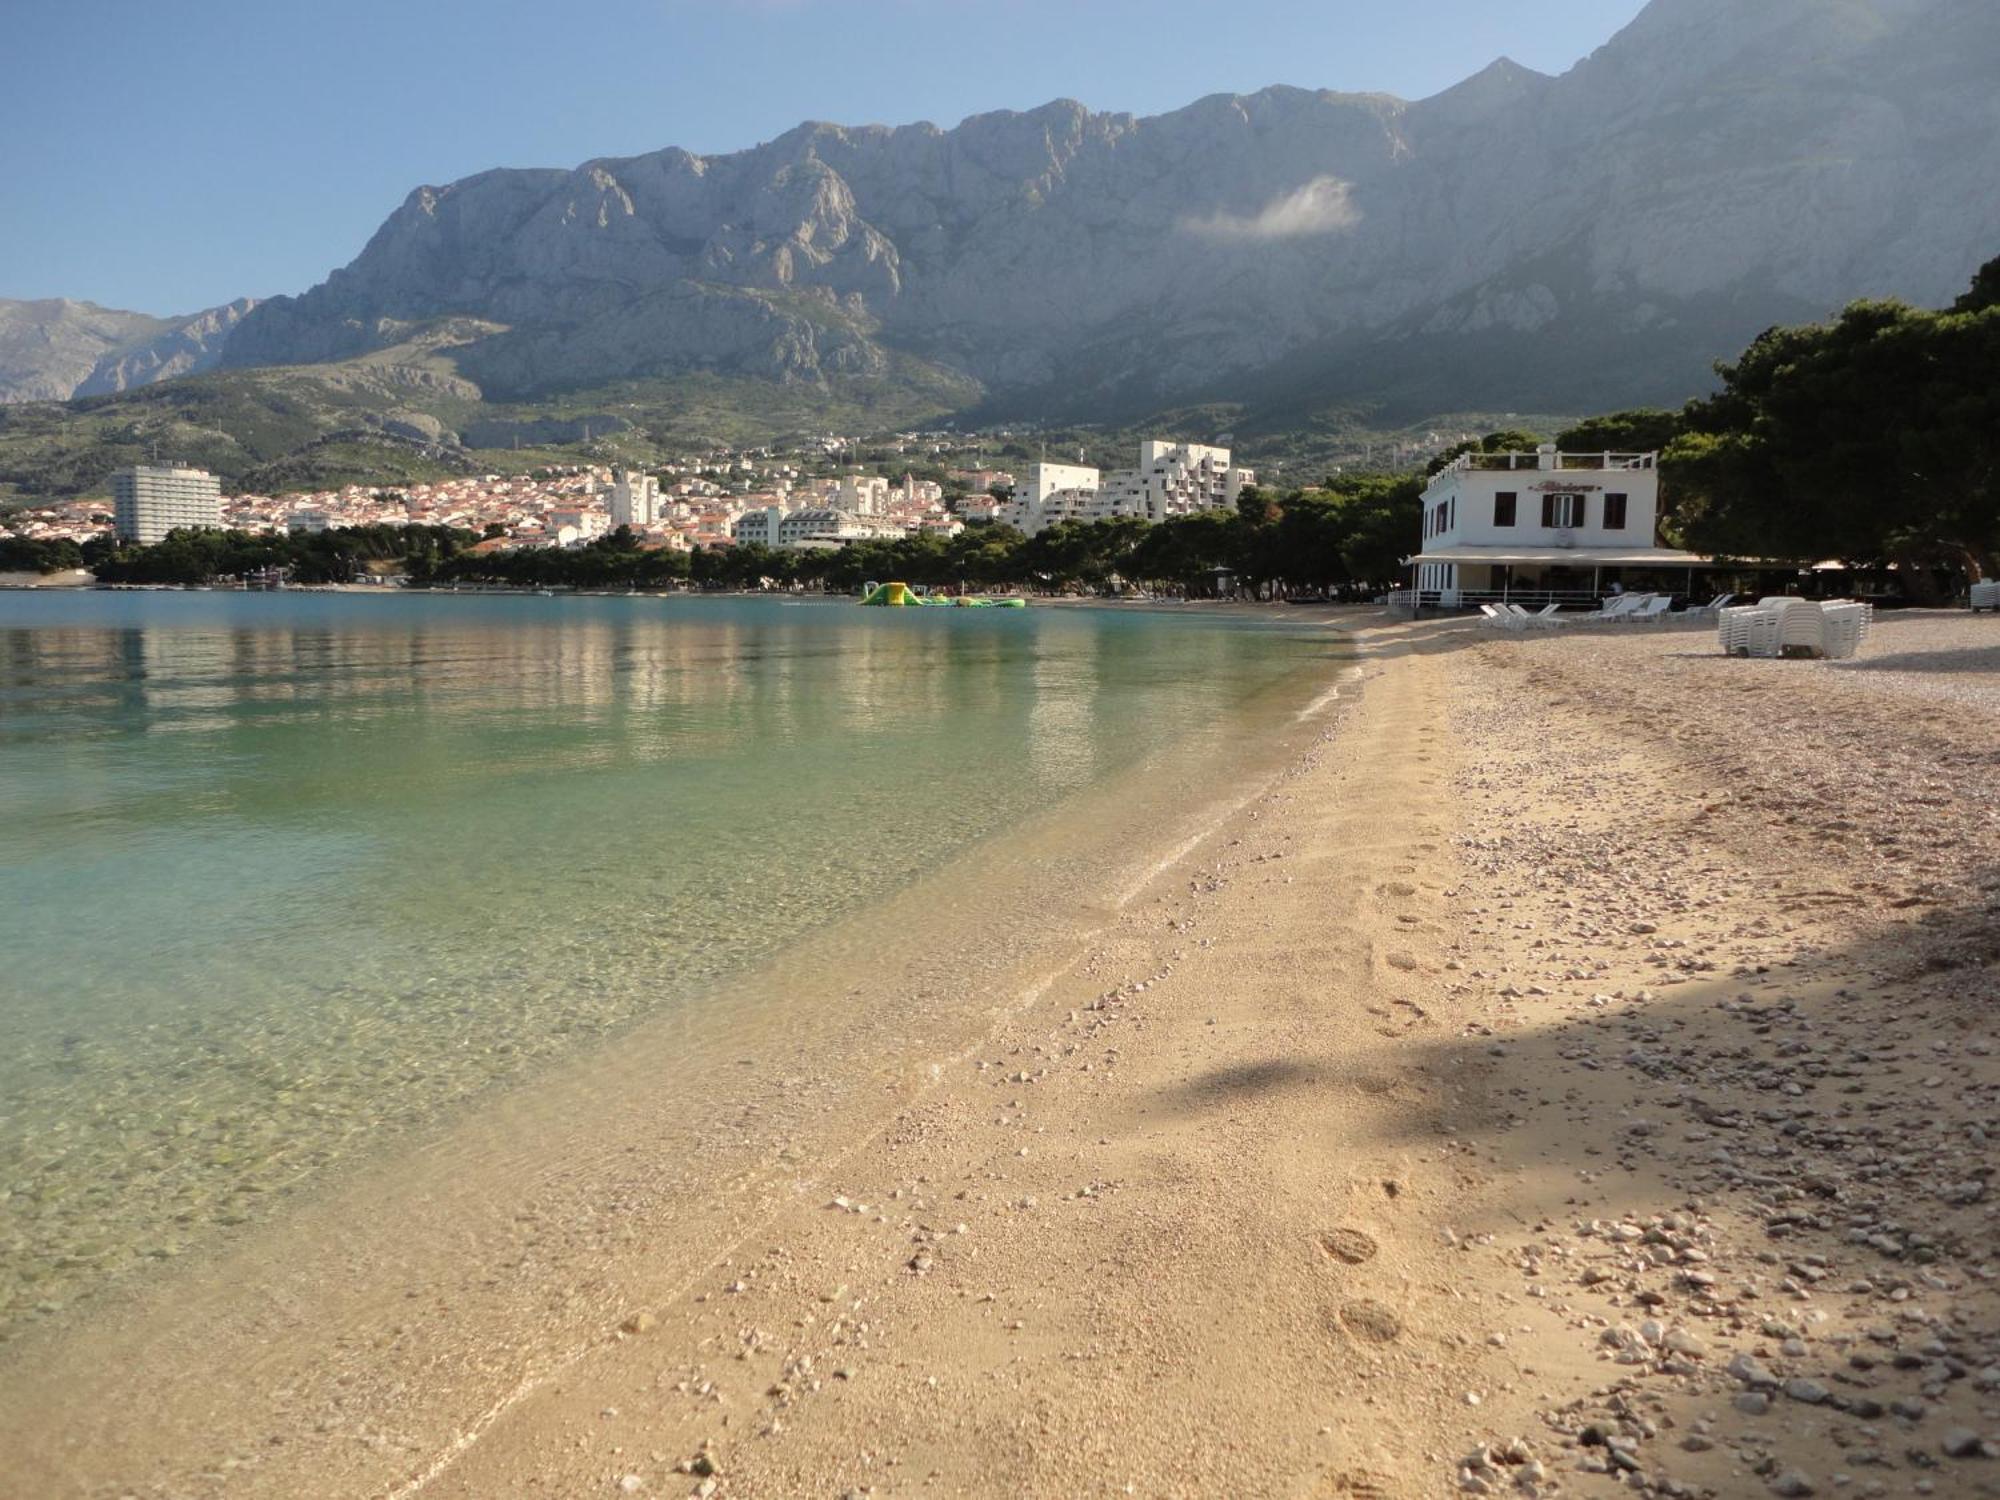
1626, 594, 1676, 622
1719, 605, 1781, 656
1505, 603, 1563, 627
1972, 581, 2000, 612
1821, 601, 1873, 659
1774, 599, 1828, 657
1570, 593, 1648, 623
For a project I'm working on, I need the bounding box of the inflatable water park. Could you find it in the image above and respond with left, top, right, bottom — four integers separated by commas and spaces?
859, 582, 1026, 608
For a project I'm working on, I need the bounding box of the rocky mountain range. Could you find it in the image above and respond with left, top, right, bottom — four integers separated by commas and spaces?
0, 297, 256, 404
11, 0, 1999, 425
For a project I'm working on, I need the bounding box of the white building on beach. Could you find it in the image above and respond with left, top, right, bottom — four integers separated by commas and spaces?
1407, 446, 1707, 602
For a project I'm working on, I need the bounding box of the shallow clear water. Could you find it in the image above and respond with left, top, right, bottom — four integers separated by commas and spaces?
0, 591, 1333, 1333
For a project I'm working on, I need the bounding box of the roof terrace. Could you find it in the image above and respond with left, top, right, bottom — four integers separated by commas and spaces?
1424, 449, 1657, 495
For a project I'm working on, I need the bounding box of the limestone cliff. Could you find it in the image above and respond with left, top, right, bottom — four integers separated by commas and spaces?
0, 298, 257, 404
26, 0, 2000, 420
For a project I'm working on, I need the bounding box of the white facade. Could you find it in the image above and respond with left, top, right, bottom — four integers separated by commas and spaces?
547, 508, 608, 545
1003, 442, 1254, 536
287, 508, 331, 535
1021, 462, 1101, 508
1410, 448, 1699, 597
836, 475, 891, 516
731, 505, 906, 550
609, 470, 661, 528
112, 464, 222, 544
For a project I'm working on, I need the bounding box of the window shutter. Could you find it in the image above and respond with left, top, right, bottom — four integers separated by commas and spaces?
1541, 494, 1556, 528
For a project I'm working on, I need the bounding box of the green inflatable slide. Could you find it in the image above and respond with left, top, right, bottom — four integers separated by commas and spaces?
859, 582, 1025, 608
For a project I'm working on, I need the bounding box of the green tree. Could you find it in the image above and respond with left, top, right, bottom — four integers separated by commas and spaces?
1673, 269, 2000, 593
1425, 429, 1548, 478
1556, 410, 1683, 455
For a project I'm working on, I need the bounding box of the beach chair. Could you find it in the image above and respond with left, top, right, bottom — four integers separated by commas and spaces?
1972, 581, 2000, 613
1821, 601, 1873, 659
1720, 604, 1783, 657
1503, 603, 1562, 628
1479, 603, 1521, 629
1626, 595, 1676, 622
1774, 599, 1828, 658
1576, 593, 1646, 622
1688, 593, 1734, 617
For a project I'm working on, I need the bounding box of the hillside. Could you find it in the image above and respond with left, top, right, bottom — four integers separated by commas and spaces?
0, 332, 982, 502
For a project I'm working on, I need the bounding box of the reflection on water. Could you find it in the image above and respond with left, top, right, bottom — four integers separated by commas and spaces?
0, 592, 1327, 1336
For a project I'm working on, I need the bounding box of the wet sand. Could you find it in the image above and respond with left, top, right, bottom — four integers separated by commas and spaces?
7, 608, 1999, 1498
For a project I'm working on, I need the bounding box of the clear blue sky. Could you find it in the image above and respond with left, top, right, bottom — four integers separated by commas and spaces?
1, 0, 1649, 315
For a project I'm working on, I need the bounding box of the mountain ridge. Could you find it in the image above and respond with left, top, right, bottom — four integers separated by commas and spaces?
8, 0, 1998, 426
0, 297, 257, 404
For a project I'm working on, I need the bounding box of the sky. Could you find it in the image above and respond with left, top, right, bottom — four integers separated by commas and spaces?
0, 0, 1650, 316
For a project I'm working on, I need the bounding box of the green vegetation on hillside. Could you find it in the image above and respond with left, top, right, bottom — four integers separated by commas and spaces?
0, 341, 983, 505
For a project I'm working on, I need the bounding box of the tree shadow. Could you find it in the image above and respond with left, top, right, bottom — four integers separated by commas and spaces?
1324, 869, 2000, 1484
1829, 648, 2000, 676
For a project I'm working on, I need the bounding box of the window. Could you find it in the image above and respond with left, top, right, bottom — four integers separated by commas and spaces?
1494, 492, 1517, 527
1604, 492, 1628, 530
1541, 493, 1585, 528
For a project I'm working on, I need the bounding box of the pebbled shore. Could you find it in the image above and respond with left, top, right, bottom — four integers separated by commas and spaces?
8, 609, 1998, 1498
423, 611, 1998, 1500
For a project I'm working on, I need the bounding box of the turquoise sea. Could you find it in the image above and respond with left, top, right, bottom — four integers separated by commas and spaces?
0, 591, 1339, 1339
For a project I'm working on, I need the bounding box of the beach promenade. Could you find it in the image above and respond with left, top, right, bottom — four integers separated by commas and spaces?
8, 610, 1998, 1498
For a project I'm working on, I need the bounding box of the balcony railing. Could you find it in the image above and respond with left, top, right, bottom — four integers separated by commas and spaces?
1425, 450, 1656, 495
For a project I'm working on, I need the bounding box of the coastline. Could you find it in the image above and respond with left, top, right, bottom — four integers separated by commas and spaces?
8, 610, 1997, 1499
0, 609, 1363, 1498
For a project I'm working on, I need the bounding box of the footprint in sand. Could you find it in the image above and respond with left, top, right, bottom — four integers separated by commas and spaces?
1336, 1300, 1404, 1344
1323, 1472, 1393, 1498
1320, 1472, 1400, 1496
1318, 1227, 1379, 1265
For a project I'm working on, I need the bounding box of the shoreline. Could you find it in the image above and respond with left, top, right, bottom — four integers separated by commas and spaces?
0, 614, 1364, 1498
7, 610, 1997, 1498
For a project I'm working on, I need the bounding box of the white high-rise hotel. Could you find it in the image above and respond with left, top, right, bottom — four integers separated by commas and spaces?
608, 470, 661, 528
1002, 441, 1253, 536
111, 464, 223, 544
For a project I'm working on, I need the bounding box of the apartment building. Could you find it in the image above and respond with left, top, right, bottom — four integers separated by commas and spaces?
111, 464, 223, 544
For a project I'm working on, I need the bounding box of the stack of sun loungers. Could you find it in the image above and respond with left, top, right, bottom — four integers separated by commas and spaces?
1973, 581, 2000, 613
1718, 598, 1872, 660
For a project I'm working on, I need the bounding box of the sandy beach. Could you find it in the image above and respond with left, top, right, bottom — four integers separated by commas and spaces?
7, 607, 1999, 1499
